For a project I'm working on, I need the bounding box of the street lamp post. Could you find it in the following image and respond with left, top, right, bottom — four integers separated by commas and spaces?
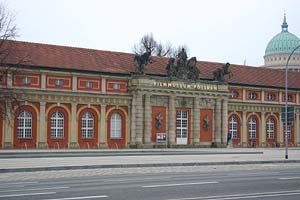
285, 44, 300, 159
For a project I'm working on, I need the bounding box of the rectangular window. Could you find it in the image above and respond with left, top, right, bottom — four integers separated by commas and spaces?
23, 76, 31, 85
55, 79, 63, 86
113, 83, 121, 90
85, 81, 93, 88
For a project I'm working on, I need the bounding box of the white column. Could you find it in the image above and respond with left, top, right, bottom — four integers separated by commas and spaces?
38, 102, 47, 148
100, 104, 107, 148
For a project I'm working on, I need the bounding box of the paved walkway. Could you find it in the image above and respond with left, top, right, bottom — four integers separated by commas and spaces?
0, 148, 299, 173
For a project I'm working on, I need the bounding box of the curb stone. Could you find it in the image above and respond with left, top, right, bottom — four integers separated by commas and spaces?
1, 160, 299, 173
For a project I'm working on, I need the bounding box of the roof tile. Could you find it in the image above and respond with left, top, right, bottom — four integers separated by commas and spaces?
1, 40, 300, 89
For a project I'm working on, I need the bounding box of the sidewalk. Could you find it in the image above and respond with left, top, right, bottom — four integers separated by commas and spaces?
0, 148, 299, 173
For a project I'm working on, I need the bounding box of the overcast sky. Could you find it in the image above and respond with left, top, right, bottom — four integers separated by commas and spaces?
3, 0, 300, 66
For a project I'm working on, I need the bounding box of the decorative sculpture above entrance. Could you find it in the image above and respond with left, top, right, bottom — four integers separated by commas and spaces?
166, 48, 200, 81
213, 62, 233, 82
133, 52, 152, 74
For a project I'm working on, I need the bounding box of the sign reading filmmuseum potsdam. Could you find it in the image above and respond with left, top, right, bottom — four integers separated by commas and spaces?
153, 81, 218, 91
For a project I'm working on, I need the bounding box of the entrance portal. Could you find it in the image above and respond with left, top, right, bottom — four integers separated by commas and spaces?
176, 110, 188, 144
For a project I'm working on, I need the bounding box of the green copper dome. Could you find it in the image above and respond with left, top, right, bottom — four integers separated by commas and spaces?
265, 15, 300, 55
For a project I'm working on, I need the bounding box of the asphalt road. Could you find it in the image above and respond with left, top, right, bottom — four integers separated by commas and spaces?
1, 166, 300, 200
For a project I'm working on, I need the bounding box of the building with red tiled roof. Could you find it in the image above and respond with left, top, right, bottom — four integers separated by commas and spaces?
0, 40, 299, 149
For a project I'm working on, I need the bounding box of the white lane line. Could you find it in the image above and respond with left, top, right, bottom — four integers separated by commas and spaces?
166, 189, 300, 200
0, 192, 56, 198
0, 181, 38, 186
0, 186, 69, 193
143, 181, 218, 188
42, 195, 109, 200
213, 192, 300, 200
279, 177, 300, 180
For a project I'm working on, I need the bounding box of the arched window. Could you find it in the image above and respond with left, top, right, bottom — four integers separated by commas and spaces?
110, 113, 121, 138
266, 118, 274, 139
229, 115, 238, 139
81, 112, 94, 138
51, 111, 64, 138
248, 92, 257, 100
267, 93, 275, 101
17, 110, 32, 138
231, 90, 239, 98
248, 117, 256, 139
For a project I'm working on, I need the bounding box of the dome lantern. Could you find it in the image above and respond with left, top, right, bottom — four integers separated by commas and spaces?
281, 13, 288, 32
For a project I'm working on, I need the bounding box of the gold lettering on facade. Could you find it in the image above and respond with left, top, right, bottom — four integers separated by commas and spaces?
153, 81, 218, 91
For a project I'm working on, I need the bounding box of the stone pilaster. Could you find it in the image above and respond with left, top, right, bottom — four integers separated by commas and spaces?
214, 98, 222, 145
279, 92, 283, 104
102, 78, 106, 94
41, 73, 46, 89
100, 104, 107, 148
193, 97, 200, 145
144, 93, 152, 144
72, 75, 77, 92
130, 94, 136, 146
279, 112, 283, 145
295, 110, 299, 146
69, 102, 79, 148
221, 98, 228, 145
242, 111, 247, 147
4, 101, 13, 148
135, 91, 144, 146
168, 94, 176, 145
7, 71, 12, 88
38, 102, 47, 148
260, 112, 266, 147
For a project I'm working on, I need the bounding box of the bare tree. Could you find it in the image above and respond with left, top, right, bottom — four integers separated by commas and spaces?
155, 41, 173, 57
0, 3, 25, 118
133, 33, 186, 57
133, 33, 157, 55
172, 44, 190, 58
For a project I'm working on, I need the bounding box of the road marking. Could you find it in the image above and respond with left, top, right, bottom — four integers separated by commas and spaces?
0, 186, 69, 193
42, 195, 109, 200
0, 192, 56, 198
166, 189, 300, 200
279, 177, 300, 180
143, 181, 218, 188
221, 192, 300, 199
0, 181, 38, 186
